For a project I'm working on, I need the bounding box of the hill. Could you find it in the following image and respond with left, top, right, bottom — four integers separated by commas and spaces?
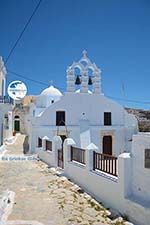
125, 108, 150, 132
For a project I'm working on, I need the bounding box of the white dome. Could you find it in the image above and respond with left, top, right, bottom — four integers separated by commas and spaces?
41, 85, 62, 97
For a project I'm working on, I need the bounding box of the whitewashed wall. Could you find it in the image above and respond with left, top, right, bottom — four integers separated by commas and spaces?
63, 139, 130, 212
30, 93, 138, 155
35, 134, 150, 225
36, 135, 62, 167
0, 104, 13, 144
131, 133, 150, 201
62, 138, 150, 225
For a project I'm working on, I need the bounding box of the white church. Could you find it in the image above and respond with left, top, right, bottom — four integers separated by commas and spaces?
29, 51, 138, 155
28, 52, 150, 225
0, 52, 150, 225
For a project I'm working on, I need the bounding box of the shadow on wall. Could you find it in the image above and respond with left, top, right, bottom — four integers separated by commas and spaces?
23, 136, 29, 154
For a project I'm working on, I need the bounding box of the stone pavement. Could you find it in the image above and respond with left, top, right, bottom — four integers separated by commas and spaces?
0, 135, 129, 225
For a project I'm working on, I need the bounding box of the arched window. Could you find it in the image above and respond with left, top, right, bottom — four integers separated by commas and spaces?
74, 67, 81, 86
14, 115, 20, 119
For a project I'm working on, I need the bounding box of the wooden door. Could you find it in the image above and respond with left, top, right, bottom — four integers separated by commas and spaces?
103, 136, 112, 155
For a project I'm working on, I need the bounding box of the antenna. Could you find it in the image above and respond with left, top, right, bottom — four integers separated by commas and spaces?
121, 81, 127, 107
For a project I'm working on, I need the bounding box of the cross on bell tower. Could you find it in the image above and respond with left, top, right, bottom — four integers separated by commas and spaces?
82, 50, 87, 58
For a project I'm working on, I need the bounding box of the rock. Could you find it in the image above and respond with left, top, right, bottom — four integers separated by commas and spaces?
56, 170, 62, 176
79, 221, 90, 225
93, 222, 104, 225
71, 209, 82, 217
65, 195, 74, 203
83, 193, 92, 200
70, 184, 80, 192
112, 216, 124, 223
105, 209, 111, 216
82, 213, 96, 222
108, 208, 121, 220
90, 198, 99, 204
83, 207, 98, 217
59, 176, 68, 182
49, 167, 57, 173
124, 222, 134, 225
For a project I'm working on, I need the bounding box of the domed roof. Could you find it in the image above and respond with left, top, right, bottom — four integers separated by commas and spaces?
40, 85, 62, 97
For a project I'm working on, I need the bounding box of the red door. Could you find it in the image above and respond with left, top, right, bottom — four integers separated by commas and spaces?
103, 136, 112, 155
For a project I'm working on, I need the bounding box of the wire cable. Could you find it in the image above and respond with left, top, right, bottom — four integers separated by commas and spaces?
7, 68, 150, 105
0, 0, 43, 72
7, 69, 47, 86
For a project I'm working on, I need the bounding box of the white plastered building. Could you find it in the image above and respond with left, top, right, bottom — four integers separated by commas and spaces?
0, 57, 13, 145
29, 51, 138, 155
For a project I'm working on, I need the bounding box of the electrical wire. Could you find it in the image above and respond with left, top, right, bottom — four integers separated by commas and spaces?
7, 68, 150, 105
0, 0, 43, 72
7, 69, 47, 86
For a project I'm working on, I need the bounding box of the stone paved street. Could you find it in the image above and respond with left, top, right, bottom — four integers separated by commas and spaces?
0, 135, 127, 225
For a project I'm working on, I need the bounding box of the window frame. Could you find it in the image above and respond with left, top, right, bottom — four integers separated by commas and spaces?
104, 112, 112, 126
56, 111, 66, 126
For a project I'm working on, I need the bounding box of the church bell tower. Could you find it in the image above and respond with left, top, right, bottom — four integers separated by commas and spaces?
66, 50, 102, 94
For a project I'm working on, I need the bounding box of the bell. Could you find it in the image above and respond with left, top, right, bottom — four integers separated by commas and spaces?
75, 75, 81, 85
88, 76, 93, 85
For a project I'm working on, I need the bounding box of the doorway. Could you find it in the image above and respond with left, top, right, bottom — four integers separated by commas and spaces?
103, 135, 112, 155
57, 135, 67, 168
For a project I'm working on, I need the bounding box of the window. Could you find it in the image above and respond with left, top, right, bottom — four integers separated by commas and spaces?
38, 137, 42, 147
56, 111, 65, 126
145, 149, 150, 168
104, 112, 111, 126
46, 140, 52, 151
4, 114, 9, 129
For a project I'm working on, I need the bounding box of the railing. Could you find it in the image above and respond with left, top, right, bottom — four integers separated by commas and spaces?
38, 137, 42, 147
93, 151, 118, 177
46, 140, 52, 151
71, 146, 85, 165
0, 96, 13, 104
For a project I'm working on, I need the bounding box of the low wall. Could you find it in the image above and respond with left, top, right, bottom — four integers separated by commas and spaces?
37, 150, 55, 167
36, 135, 150, 225
131, 133, 150, 202
36, 135, 62, 168
63, 140, 130, 214
0, 145, 6, 154
125, 197, 150, 225
63, 138, 150, 225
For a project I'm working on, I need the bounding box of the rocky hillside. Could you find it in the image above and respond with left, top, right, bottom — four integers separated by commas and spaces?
125, 108, 150, 132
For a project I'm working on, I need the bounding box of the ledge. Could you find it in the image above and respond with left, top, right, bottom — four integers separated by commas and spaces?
69, 161, 86, 169
91, 169, 118, 183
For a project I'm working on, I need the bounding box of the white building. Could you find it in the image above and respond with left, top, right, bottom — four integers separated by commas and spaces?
0, 57, 13, 145
29, 51, 138, 155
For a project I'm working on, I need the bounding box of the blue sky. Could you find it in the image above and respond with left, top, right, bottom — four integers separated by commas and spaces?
0, 0, 150, 109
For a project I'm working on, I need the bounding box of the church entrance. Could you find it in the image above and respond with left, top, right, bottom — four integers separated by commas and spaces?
57, 135, 67, 169
103, 135, 112, 155
14, 115, 20, 132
